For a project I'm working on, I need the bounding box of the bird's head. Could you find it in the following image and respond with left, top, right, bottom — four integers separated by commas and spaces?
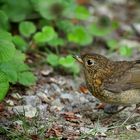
73, 53, 110, 72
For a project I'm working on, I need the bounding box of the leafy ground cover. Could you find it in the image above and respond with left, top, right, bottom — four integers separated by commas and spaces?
0, 0, 140, 139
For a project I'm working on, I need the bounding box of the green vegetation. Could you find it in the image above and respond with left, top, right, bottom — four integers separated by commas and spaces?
0, 0, 134, 101
0, 112, 55, 140
0, 30, 36, 101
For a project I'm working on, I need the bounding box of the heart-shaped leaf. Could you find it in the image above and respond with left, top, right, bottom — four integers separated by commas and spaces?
19, 21, 36, 37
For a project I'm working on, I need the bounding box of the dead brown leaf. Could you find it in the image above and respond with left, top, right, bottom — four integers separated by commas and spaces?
0, 103, 5, 112
61, 112, 80, 123
46, 125, 63, 138
95, 103, 106, 110
79, 84, 89, 94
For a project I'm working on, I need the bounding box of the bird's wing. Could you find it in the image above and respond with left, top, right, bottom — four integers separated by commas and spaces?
103, 61, 140, 93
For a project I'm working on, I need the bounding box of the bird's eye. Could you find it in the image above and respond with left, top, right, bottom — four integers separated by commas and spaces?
86, 59, 94, 66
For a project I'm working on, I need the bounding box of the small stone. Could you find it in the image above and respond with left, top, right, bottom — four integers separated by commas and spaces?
60, 93, 74, 101
41, 66, 53, 76
79, 96, 89, 103
121, 25, 133, 33
37, 92, 50, 103
107, 0, 127, 4
37, 104, 48, 112
26, 90, 35, 95
13, 120, 23, 125
44, 84, 50, 94
80, 127, 90, 133
13, 105, 37, 118
46, 83, 61, 97
37, 104, 48, 117
11, 93, 22, 100
51, 98, 64, 111
51, 83, 61, 93
6, 99, 14, 106
133, 23, 140, 34
120, 39, 140, 48
22, 95, 42, 107
49, 76, 66, 86
126, 122, 140, 131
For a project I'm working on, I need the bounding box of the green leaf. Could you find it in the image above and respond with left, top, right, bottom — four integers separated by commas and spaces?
59, 55, 80, 74
70, 64, 80, 74
0, 30, 12, 41
47, 54, 59, 66
88, 24, 112, 37
17, 63, 30, 72
48, 37, 65, 47
12, 35, 28, 51
34, 26, 57, 44
56, 20, 74, 33
34, 32, 46, 44
0, 71, 9, 101
0, 40, 16, 62
0, 10, 10, 30
42, 26, 57, 40
2, 0, 32, 22
46, 54, 79, 74
62, 0, 77, 18
32, 0, 65, 20
12, 50, 26, 63
119, 46, 132, 57
0, 62, 17, 83
59, 55, 74, 67
67, 26, 92, 45
107, 39, 118, 51
19, 21, 36, 37
18, 72, 37, 86
75, 6, 90, 20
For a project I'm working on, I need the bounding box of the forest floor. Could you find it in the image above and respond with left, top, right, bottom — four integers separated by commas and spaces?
1, 0, 140, 139
0, 46, 140, 140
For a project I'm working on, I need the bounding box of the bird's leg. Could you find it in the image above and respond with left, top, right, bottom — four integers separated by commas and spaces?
121, 104, 140, 126
103, 106, 127, 124
113, 106, 127, 114
104, 104, 119, 114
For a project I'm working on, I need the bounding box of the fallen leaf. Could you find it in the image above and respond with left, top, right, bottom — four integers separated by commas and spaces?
95, 103, 106, 110
79, 84, 89, 94
0, 103, 5, 112
46, 125, 63, 138
30, 134, 39, 140
61, 112, 80, 123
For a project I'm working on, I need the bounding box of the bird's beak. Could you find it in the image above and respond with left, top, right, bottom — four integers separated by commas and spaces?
73, 55, 83, 64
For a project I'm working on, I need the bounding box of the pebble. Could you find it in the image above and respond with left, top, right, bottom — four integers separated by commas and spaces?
37, 92, 50, 103
80, 127, 90, 133
133, 23, 140, 34
44, 84, 50, 94
11, 93, 22, 100
60, 93, 74, 102
44, 83, 62, 97
12, 105, 37, 118
51, 98, 64, 111
37, 104, 48, 117
79, 96, 89, 103
6, 99, 14, 106
22, 95, 42, 107
41, 65, 53, 76
13, 120, 23, 125
26, 90, 35, 95
50, 83, 62, 94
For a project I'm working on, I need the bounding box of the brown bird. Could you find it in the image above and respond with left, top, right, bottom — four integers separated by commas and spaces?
74, 53, 140, 123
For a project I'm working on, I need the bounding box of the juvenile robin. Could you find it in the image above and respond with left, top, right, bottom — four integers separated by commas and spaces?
74, 53, 140, 123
